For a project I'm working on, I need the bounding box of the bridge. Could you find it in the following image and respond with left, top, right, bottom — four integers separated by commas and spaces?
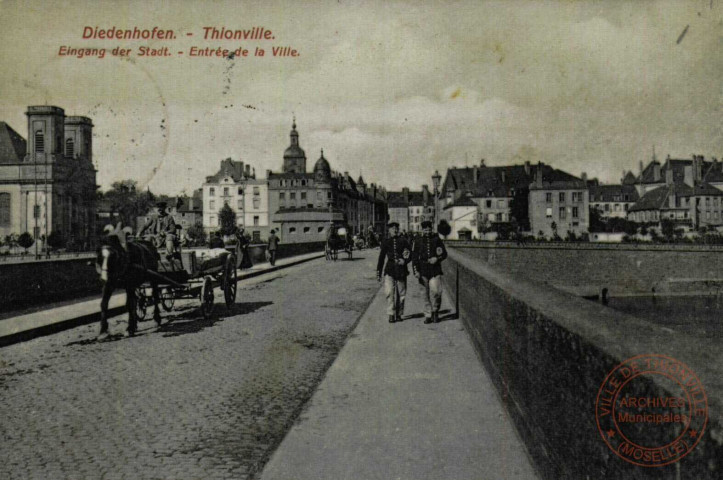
1, 245, 721, 479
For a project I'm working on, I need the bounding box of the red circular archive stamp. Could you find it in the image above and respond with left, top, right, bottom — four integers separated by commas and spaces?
595, 354, 708, 467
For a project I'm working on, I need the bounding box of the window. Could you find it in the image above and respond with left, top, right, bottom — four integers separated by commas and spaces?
279, 192, 285, 200
605, 204, 610, 212
35, 130, 44, 153
210, 215, 216, 226
209, 188, 215, 197
706, 212, 711, 220
290, 192, 296, 200
301, 180, 306, 186
572, 192, 581, 202
237, 200, 243, 209
559, 207, 566, 219
253, 197, 260, 209
289, 227, 297, 234
34, 204, 40, 218
572, 207, 579, 218
304, 227, 310, 233
223, 187, 229, 196
301, 192, 306, 200
253, 216, 259, 226
545, 207, 552, 218
327, 192, 332, 199
238, 187, 243, 195
487, 213, 495, 221
486, 200, 492, 208
318, 226, 324, 233
0, 193, 10, 226
559, 192, 565, 203
614, 204, 621, 212
65, 138, 74, 157
253, 187, 260, 195
546, 193, 552, 203
706, 197, 711, 206
210, 200, 215, 210
497, 200, 505, 208
317, 191, 322, 200
496, 213, 502, 222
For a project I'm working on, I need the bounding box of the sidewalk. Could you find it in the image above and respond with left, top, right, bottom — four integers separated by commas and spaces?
0, 251, 323, 347
260, 279, 540, 480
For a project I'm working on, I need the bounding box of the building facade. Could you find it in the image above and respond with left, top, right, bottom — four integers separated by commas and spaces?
528, 167, 589, 239
387, 187, 434, 233
267, 120, 387, 243
202, 158, 269, 241
0, 106, 97, 249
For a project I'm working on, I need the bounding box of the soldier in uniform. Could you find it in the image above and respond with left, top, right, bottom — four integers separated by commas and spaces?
376, 222, 412, 323
412, 220, 448, 323
138, 201, 177, 259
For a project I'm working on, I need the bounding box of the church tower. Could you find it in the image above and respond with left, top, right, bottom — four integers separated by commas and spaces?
282, 118, 306, 173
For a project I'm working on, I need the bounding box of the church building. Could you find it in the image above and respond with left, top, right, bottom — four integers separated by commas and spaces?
0, 106, 98, 249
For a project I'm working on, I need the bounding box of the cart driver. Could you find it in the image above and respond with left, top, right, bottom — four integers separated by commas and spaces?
138, 201, 177, 258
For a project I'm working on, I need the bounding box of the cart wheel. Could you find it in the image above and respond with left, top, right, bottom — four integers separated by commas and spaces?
332, 247, 338, 261
160, 286, 175, 311
223, 255, 238, 309
325, 243, 331, 261
348, 247, 353, 260
134, 287, 148, 321
199, 276, 215, 319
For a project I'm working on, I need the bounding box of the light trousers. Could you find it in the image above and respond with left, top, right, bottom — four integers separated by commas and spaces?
384, 275, 407, 316
420, 275, 443, 317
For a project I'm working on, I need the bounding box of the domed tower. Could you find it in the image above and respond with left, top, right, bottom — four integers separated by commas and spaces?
314, 149, 332, 183
283, 117, 306, 174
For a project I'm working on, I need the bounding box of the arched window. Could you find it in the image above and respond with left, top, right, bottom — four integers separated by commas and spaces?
34, 130, 44, 153
65, 138, 75, 157
0, 193, 10, 226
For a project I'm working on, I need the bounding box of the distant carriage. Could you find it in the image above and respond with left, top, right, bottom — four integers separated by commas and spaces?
325, 225, 353, 261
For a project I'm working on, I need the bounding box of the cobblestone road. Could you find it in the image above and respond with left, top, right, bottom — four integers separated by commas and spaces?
0, 253, 380, 480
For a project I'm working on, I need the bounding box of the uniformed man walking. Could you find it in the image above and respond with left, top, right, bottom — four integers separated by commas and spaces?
376, 222, 412, 323
412, 220, 448, 323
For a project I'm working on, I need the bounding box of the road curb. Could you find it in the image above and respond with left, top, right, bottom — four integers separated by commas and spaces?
0, 252, 325, 348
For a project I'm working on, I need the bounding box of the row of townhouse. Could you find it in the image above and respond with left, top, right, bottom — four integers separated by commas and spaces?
437, 159, 589, 239
198, 120, 388, 244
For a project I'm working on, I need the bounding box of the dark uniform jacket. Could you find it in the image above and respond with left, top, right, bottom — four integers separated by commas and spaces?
376, 236, 412, 281
268, 234, 280, 251
412, 234, 448, 278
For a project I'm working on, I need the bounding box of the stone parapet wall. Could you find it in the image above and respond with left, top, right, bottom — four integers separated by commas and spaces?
443, 247, 722, 479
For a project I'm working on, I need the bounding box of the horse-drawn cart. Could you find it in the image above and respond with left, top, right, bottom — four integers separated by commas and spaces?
134, 243, 242, 320
325, 226, 353, 261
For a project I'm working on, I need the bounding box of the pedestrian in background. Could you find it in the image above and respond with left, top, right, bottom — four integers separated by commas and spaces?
412, 220, 448, 323
267, 229, 280, 266
376, 222, 412, 323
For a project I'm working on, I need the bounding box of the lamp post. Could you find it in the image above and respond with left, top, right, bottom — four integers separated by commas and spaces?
432, 170, 442, 228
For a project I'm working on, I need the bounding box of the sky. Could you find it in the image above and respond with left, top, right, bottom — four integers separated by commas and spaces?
0, 0, 720, 194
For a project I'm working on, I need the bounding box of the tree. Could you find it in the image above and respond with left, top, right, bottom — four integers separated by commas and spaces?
17, 232, 33, 253
588, 206, 605, 232
101, 180, 156, 231
218, 203, 237, 236
46, 231, 64, 250
661, 218, 675, 240
186, 221, 207, 246
509, 191, 530, 231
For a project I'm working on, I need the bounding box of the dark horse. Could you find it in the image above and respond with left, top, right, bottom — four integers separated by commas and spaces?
95, 224, 162, 339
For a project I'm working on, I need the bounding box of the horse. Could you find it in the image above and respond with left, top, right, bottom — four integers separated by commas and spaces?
95, 224, 163, 339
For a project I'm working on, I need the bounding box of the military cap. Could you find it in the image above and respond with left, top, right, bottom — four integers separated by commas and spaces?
421, 220, 433, 228
156, 201, 168, 208
387, 222, 400, 228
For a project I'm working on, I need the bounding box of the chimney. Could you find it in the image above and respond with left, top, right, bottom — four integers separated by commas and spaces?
665, 167, 673, 185
535, 163, 543, 187
422, 185, 429, 204
245, 165, 251, 177
473, 166, 479, 183
581, 172, 587, 182
252, 167, 256, 178
480, 158, 486, 167
695, 155, 703, 181
684, 165, 694, 187
524, 161, 531, 176
621, 170, 626, 183
265, 169, 271, 179
639, 161, 644, 177
403, 187, 409, 203
653, 163, 661, 182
